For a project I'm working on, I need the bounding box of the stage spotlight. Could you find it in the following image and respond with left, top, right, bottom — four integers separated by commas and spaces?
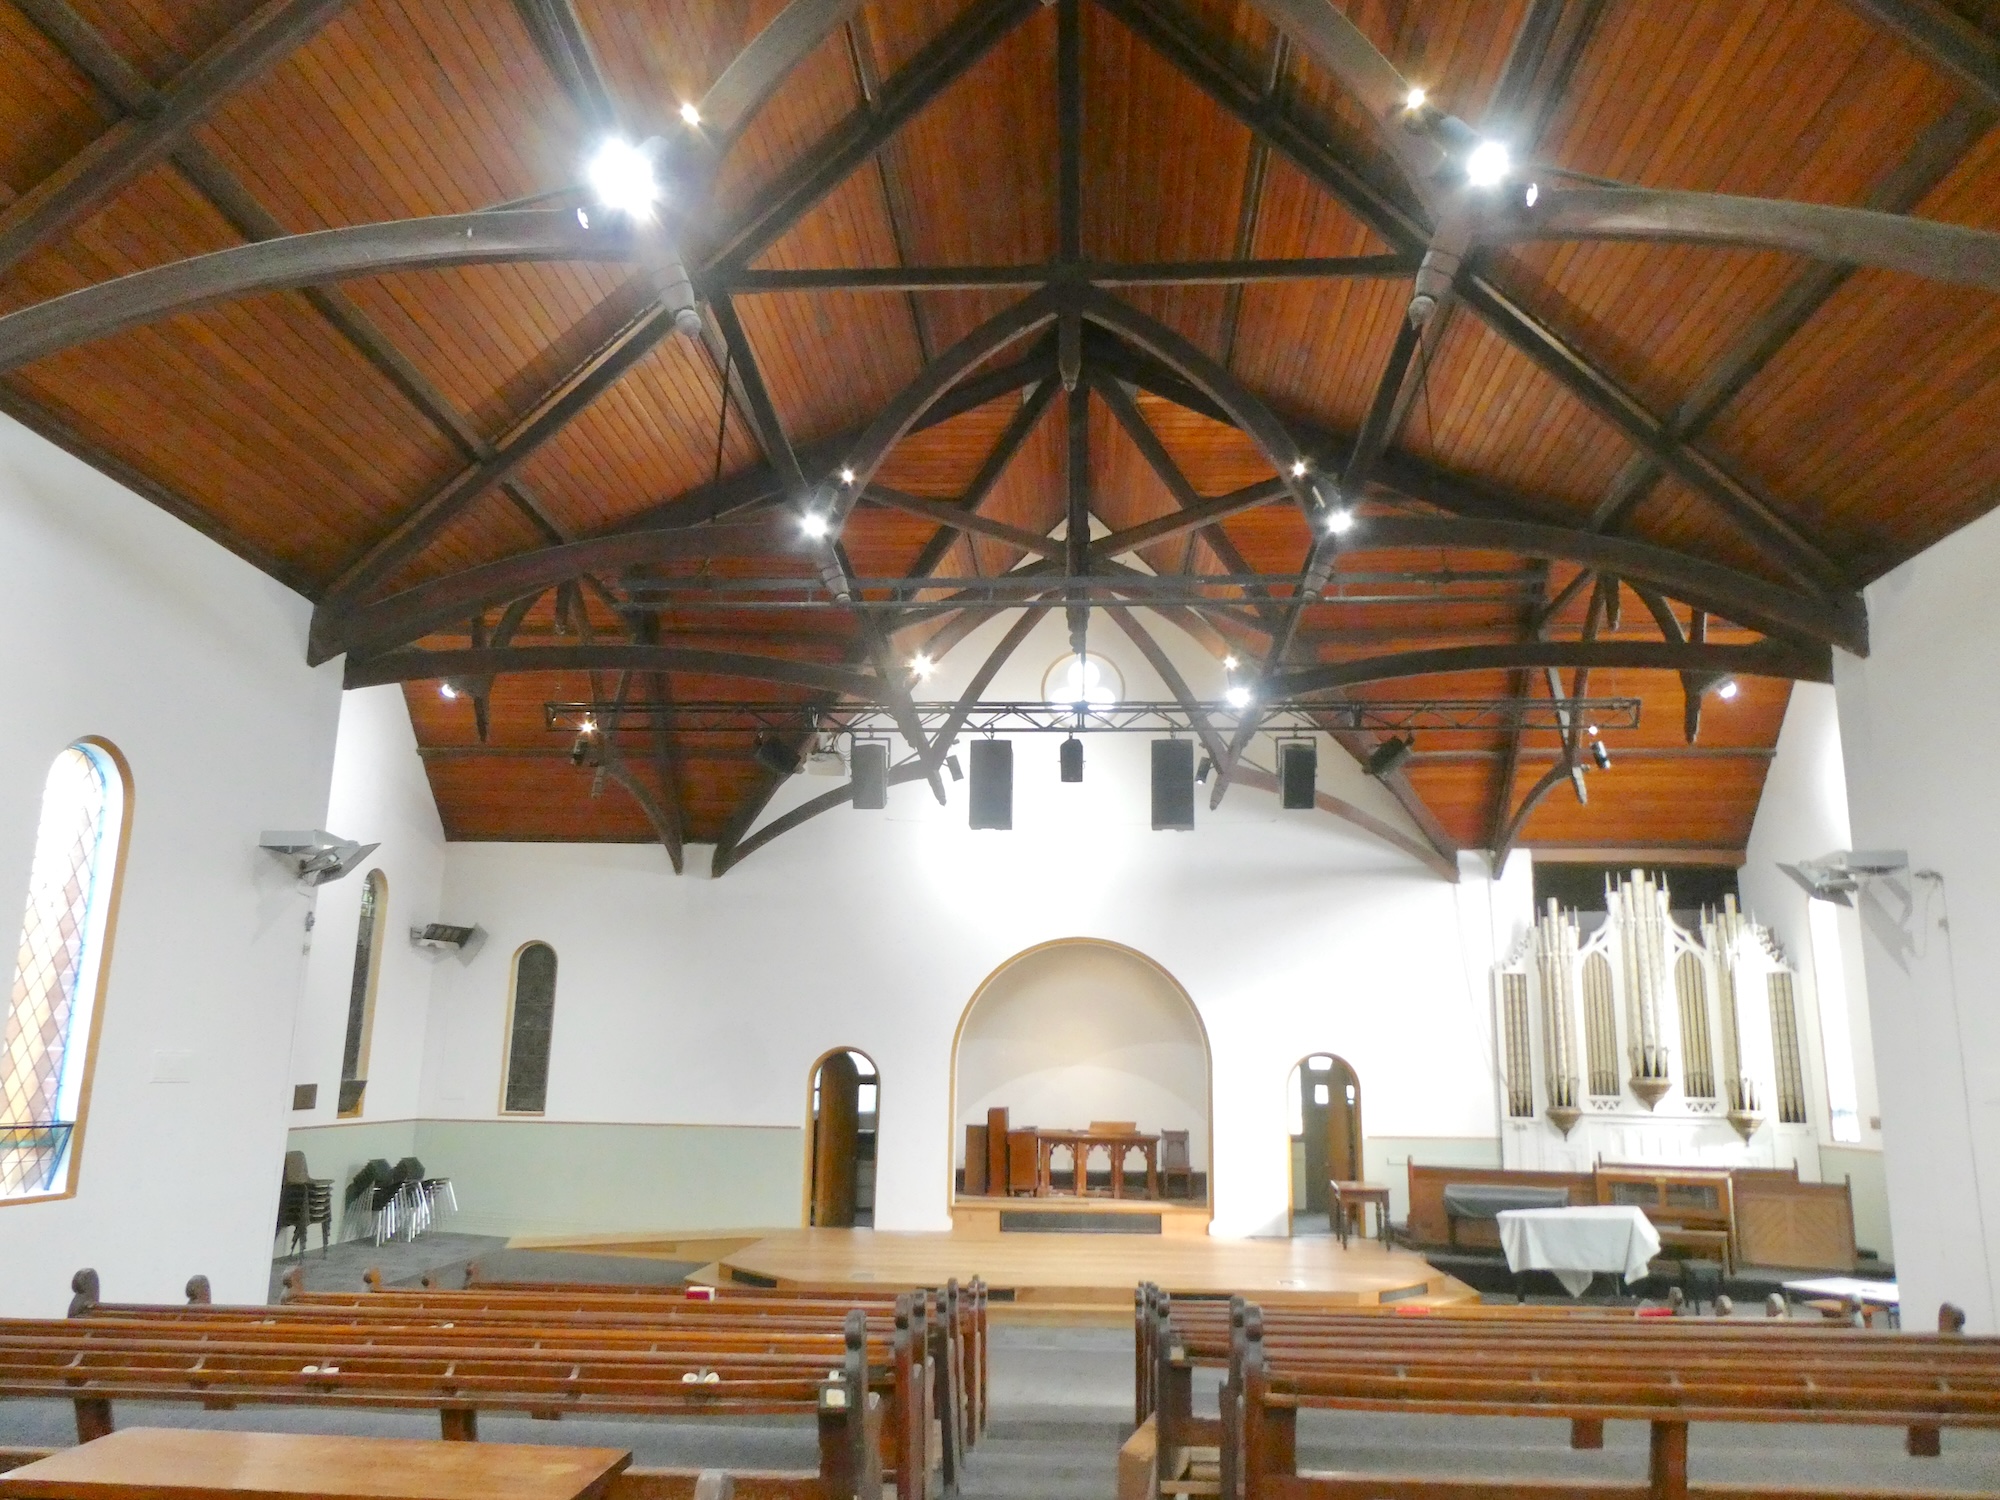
946, 753, 964, 782
753, 733, 801, 777
1195, 755, 1214, 785
1591, 739, 1611, 771
1364, 735, 1413, 779
1060, 736, 1084, 783
570, 731, 599, 768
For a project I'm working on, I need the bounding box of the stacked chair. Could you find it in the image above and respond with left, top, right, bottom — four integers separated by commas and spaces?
273, 1150, 331, 1259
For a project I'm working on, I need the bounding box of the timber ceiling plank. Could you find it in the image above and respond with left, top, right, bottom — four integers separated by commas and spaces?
1701, 122, 2000, 577
1493, 0, 1966, 420
0, 5, 114, 201
64, 1, 268, 85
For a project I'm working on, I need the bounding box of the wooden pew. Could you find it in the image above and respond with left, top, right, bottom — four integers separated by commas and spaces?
273, 1277, 973, 1488
18, 1273, 901, 1500
1138, 1284, 2000, 1500
1138, 1288, 2000, 1500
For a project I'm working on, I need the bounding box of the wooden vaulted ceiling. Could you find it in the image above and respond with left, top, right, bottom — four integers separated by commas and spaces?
1, 0, 1997, 875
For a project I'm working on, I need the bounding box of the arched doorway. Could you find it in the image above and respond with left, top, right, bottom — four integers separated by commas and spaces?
1288, 1054, 1362, 1231
807, 1049, 878, 1227
949, 939, 1211, 1213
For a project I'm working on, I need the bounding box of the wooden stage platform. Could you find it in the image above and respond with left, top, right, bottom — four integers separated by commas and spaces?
513, 1219, 1472, 1321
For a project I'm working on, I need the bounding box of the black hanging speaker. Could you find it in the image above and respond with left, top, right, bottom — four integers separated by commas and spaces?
969, 739, 1013, 830
1059, 736, 1084, 783
1279, 741, 1317, 809
1151, 740, 1195, 830
851, 742, 889, 810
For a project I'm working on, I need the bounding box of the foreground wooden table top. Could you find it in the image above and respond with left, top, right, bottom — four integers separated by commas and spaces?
0, 1429, 631, 1500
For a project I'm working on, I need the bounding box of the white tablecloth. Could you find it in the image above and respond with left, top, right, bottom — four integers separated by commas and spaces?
1497, 1205, 1661, 1296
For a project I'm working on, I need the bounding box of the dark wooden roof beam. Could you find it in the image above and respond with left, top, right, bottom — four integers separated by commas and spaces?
1840, 0, 2000, 112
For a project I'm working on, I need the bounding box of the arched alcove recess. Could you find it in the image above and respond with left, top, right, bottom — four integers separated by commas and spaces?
806, 1049, 878, 1229
949, 939, 1211, 1218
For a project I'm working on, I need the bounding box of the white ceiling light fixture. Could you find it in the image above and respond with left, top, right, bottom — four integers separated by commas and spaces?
1465, 140, 1511, 188
678, 101, 701, 127
439, 682, 458, 699
587, 137, 661, 220
1404, 86, 1427, 111
838, 466, 856, 485
1325, 507, 1355, 534
1290, 458, 1308, 478
1717, 678, 1739, 700
911, 653, 936, 680
799, 511, 831, 539
1224, 684, 1252, 709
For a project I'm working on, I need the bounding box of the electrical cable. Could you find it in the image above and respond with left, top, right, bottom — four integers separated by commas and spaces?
1911, 868, 1999, 1319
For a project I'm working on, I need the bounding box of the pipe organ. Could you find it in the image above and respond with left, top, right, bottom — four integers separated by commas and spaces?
1494, 872, 1820, 1173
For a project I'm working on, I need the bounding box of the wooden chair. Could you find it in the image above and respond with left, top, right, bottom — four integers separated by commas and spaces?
1159, 1130, 1192, 1200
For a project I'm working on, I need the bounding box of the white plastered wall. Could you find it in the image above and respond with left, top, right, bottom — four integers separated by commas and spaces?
415, 609, 1533, 1238
1835, 505, 2000, 1331
1738, 682, 1889, 1257
0, 413, 341, 1315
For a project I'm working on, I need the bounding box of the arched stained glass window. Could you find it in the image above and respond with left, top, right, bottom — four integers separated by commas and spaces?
3, 741, 127, 1201
502, 942, 557, 1114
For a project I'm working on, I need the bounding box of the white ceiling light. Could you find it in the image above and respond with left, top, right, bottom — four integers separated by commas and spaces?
911, 653, 936, 679
439, 682, 457, 699
800, 511, 830, 539
1290, 458, 1307, 478
679, 101, 701, 127
1325, 508, 1354, 534
1223, 655, 1238, 671
839, 466, 856, 484
1404, 86, 1427, 111
1224, 684, 1252, 709
1717, 679, 1739, 700
1465, 140, 1511, 188
587, 137, 660, 219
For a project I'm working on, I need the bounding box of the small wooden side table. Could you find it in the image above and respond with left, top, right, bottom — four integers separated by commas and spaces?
1329, 1180, 1392, 1247
0, 1428, 630, 1500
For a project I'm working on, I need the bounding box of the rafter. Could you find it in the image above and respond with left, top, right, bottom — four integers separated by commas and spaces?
0, 0, 352, 278
722, 254, 1415, 291
1839, 0, 2000, 113
1270, 638, 1828, 700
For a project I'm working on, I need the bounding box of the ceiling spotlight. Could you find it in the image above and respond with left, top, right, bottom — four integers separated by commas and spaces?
1465, 139, 1511, 188
1223, 655, 1238, 671
800, 511, 830, 539
678, 101, 701, 127
439, 682, 458, 699
1587, 723, 1600, 738
576, 207, 589, 228
1717, 678, 1739, 700
587, 137, 660, 219
1404, 85, 1427, 111
578, 715, 598, 735
570, 730, 599, 768
1290, 458, 1308, 478
946, 753, 964, 782
1325, 508, 1355, 534
1364, 736, 1413, 779
838, 466, 856, 485
1524, 181, 1539, 208
1591, 739, 1611, 771
1224, 684, 1252, 709
911, 653, 936, 680
1195, 755, 1214, 785
753, 733, 802, 778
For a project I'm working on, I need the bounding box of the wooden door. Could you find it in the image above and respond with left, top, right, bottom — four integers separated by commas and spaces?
811, 1052, 861, 1227
1299, 1055, 1363, 1214
1325, 1057, 1362, 1185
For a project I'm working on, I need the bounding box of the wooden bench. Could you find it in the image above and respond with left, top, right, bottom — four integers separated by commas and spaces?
1137, 1287, 2000, 1500
11, 1272, 912, 1500
302, 1269, 986, 1466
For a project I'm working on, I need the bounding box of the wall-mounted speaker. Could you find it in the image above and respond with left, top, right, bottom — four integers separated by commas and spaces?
1151, 740, 1195, 830
969, 739, 1013, 830
851, 742, 889, 810
1279, 741, 1317, 810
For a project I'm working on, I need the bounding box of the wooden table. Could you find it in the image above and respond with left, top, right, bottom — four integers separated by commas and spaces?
1329, 1180, 1391, 1246
1033, 1129, 1159, 1198
0, 1429, 630, 1500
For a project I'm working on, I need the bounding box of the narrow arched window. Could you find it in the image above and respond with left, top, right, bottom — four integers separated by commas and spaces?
2, 740, 127, 1202
502, 943, 557, 1114
338, 869, 386, 1117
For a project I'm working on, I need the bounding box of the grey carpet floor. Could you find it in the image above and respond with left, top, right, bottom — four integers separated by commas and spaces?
6, 1266, 1996, 1497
